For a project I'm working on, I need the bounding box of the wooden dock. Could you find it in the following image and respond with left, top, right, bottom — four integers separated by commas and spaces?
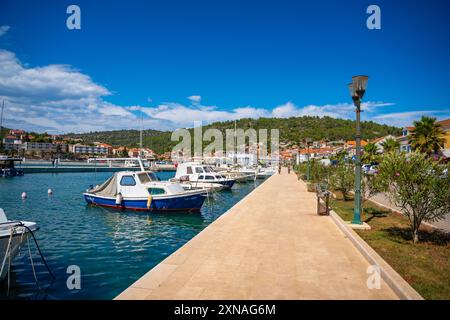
116, 168, 402, 300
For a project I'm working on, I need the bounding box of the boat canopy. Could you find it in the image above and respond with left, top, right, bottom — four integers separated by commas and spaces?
90, 174, 118, 197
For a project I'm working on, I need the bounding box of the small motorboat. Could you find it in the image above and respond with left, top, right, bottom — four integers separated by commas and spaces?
170, 176, 225, 192
179, 181, 225, 192
221, 171, 256, 183
0, 208, 38, 281
175, 162, 236, 189
256, 167, 277, 179
83, 171, 207, 212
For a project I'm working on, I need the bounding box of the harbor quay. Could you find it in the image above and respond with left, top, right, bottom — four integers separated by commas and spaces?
14, 161, 176, 174
116, 168, 415, 300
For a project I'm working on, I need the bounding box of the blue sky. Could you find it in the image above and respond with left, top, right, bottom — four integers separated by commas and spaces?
0, 0, 449, 133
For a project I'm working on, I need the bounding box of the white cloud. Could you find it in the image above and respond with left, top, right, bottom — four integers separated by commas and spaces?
187, 95, 201, 103
139, 100, 394, 128
372, 110, 450, 127
272, 101, 298, 118
0, 48, 405, 133
0, 49, 139, 133
0, 25, 10, 37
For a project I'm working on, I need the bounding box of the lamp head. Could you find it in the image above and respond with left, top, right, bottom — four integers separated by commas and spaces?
351, 75, 369, 99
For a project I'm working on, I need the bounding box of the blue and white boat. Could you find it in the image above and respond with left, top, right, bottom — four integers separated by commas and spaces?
83, 170, 207, 212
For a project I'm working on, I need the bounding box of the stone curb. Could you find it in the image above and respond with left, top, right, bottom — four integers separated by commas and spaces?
329, 209, 423, 300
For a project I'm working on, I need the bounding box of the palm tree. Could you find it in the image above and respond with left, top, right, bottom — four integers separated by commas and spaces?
362, 142, 379, 163
381, 137, 400, 153
409, 116, 445, 156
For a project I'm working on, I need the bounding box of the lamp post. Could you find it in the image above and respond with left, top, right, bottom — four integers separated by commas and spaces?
348, 75, 369, 225
305, 138, 312, 180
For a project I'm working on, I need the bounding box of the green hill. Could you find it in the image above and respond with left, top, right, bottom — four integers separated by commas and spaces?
64, 116, 401, 154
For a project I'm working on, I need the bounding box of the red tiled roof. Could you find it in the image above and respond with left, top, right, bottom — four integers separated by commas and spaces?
9, 129, 25, 134
346, 140, 368, 147
438, 118, 450, 130
371, 137, 385, 143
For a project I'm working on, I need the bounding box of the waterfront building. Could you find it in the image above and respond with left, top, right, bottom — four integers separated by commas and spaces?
94, 142, 113, 155
9, 129, 26, 140
438, 119, 450, 158
371, 135, 397, 153
127, 148, 141, 157
112, 146, 126, 156
226, 151, 257, 166
20, 141, 68, 153
345, 140, 368, 156
141, 148, 157, 159
397, 127, 414, 153
70, 143, 108, 155
2, 135, 22, 151
296, 147, 334, 164
126, 147, 157, 159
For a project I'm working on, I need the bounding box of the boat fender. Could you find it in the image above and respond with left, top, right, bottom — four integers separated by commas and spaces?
115, 193, 123, 206
147, 195, 152, 209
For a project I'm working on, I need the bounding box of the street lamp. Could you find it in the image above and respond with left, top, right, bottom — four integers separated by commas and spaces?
348, 75, 369, 225
305, 138, 312, 180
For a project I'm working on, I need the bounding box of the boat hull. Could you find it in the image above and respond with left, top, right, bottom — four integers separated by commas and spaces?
83, 192, 207, 212
0, 168, 24, 177
215, 179, 235, 188
1, 223, 37, 281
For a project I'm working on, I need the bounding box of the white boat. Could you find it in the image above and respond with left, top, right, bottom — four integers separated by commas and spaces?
124, 159, 141, 168
221, 171, 256, 182
0, 208, 38, 281
256, 167, 277, 179
83, 170, 208, 212
174, 162, 236, 189
178, 180, 225, 192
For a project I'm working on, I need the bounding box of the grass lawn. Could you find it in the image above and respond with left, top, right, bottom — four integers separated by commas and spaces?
330, 195, 450, 300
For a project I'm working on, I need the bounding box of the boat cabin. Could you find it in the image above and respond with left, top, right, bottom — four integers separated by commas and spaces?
175, 162, 221, 180
88, 171, 186, 198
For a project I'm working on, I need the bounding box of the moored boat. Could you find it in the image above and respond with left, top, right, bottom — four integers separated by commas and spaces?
221, 171, 256, 182
0, 208, 38, 281
175, 162, 236, 189
83, 171, 207, 212
0, 157, 24, 177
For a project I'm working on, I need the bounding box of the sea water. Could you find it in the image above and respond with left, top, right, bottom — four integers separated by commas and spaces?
0, 171, 263, 299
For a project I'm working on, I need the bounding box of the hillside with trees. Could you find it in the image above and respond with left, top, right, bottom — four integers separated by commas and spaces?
63, 116, 401, 154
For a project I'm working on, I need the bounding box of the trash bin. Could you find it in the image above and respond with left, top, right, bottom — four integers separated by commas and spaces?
316, 187, 330, 216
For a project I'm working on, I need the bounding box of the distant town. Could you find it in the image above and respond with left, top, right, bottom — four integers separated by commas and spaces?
0, 129, 159, 160
1, 117, 449, 164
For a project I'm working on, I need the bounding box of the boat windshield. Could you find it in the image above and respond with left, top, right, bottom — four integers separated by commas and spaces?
137, 172, 159, 184
203, 166, 214, 172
